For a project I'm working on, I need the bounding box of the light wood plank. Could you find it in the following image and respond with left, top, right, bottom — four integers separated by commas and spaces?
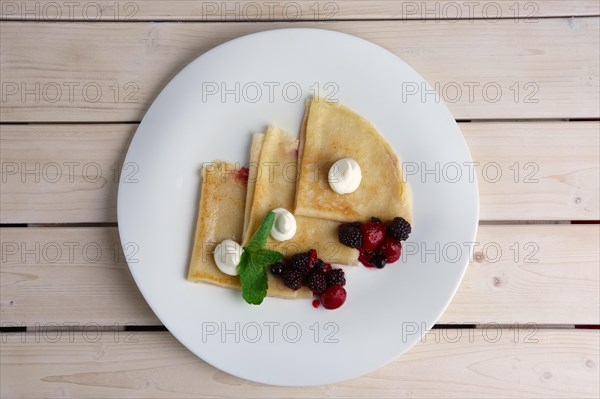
1, 19, 598, 122
0, 124, 133, 223
1, 329, 598, 398
464, 122, 600, 221
2, 122, 598, 223
443, 224, 600, 324
1, 224, 598, 326
0, 227, 161, 326
1, 1, 598, 21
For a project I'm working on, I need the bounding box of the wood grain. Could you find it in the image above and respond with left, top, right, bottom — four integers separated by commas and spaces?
1, 224, 598, 326
1, 18, 598, 122
1, 1, 598, 21
464, 122, 600, 221
1, 329, 598, 398
443, 224, 600, 324
2, 122, 598, 223
0, 124, 133, 224
1, 4, 597, 398
0, 227, 160, 326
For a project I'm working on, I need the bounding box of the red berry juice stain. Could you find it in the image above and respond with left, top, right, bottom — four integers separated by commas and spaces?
236, 166, 249, 183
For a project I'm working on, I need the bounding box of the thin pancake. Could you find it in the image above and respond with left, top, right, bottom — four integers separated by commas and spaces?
295, 97, 412, 224
244, 134, 312, 297
243, 126, 359, 265
187, 160, 310, 298
242, 133, 265, 240
187, 161, 245, 288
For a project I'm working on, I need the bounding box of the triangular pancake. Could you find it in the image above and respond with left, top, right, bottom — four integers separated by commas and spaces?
187, 160, 310, 299
244, 134, 313, 297
295, 98, 412, 224
242, 133, 264, 237
242, 126, 359, 265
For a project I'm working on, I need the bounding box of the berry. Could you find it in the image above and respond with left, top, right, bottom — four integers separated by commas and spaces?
291, 252, 309, 269
313, 260, 332, 275
379, 237, 402, 263
339, 223, 362, 248
358, 250, 375, 268
326, 268, 346, 287
371, 255, 386, 269
307, 249, 318, 268
387, 217, 411, 241
281, 268, 304, 290
321, 285, 347, 309
270, 262, 285, 276
370, 217, 382, 223
291, 249, 318, 273
360, 222, 386, 252
306, 272, 327, 295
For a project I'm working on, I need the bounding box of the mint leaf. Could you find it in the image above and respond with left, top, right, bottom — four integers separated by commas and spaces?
240, 252, 268, 305
238, 212, 285, 305
245, 211, 276, 253
253, 248, 283, 266
238, 250, 249, 275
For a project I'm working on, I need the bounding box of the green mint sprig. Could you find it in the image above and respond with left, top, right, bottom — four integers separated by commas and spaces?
239, 211, 283, 305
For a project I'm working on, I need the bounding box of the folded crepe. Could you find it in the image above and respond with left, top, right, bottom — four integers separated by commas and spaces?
187, 160, 310, 298
295, 97, 412, 224
242, 133, 265, 237
242, 126, 359, 266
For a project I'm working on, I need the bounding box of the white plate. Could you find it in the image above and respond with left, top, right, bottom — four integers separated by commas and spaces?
118, 28, 479, 386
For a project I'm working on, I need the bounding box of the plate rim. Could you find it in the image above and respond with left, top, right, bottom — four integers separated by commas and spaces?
117, 27, 480, 386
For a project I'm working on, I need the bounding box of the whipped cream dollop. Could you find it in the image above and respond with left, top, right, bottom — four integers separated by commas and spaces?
328, 158, 362, 194
270, 208, 297, 241
213, 240, 243, 276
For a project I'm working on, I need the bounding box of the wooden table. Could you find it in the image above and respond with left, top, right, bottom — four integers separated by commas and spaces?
1, 1, 599, 397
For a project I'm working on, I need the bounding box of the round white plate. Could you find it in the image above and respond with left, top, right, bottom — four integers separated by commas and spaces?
118, 28, 479, 386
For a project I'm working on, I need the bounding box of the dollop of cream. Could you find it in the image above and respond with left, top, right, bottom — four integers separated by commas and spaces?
270, 208, 297, 241
328, 158, 362, 194
213, 240, 243, 276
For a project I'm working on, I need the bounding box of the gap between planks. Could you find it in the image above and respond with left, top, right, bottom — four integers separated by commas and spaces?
2, 118, 599, 125
2, 121, 599, 222
0, 324, 585, 334
0, 221, 583, 228
3, 16, 600, 23
1, 224, 598, 326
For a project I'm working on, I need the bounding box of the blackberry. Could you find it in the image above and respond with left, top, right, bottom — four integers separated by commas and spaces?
270, 262, 285, 276
306, 272, 327, 295
370, 217, 382, 223
387, 217, 412, 241
326, 268, 346, 287
290, 254, 309, 274
282, 268, 304, 290
313, 260, 332, 275
291, 249, 318, 273
339, 223, 362, 248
